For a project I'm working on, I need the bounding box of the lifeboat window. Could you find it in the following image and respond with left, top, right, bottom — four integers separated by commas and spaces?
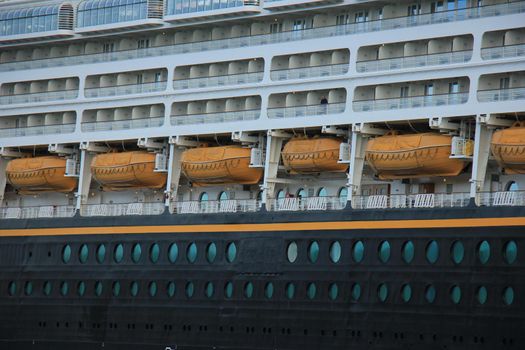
79, 244, 89, 264
503, 241, 518, 264
426, 240, 439, 264
60, 281, 69, 296
149, 281, 158, 297
477, 286, 487, 305
168, 243, 179, 263
502, 287, 514, 305
187, 242, 198, 263
425, 285, 436, 303
308, 241, 319, 263
451, 241, 465, 265
218, 191, 229, 201
206, 243, 217, 263
328, 283, 339, 301
94, 281, 103, 297
244, 282, 254, 298
307, 283, 316, 299
377, 283, 388, 302
401, 241, 414, 264
130, 282, 139, 297
96, 244, 106, 264
185, 282, 194, 298
338, 187, 348, 206
287, 241, 298, 263
112, 281, 121, 297
43, 281, 52, 296
477, 241, 491, 264
199, 192, 209, 201
506, 181, 519, 191
401, 284, 412, 303
351, 283, 361, 301
297, 188, 307, 198
265, 282, 274, 299
378, 241, 391, 263
224, 282, 233, 299
24, 281, 33, 296
131, 243, 142, 263
150, 243, 160, 264
62, 244, 72, 264
8, 281, 17, 296
205, 282, 214, 298
166, 282, 176, 298
286, 283, 295, 299
317, 188, 328, 197
329, 241, 342, 263
77, 282, 86, 297
352, 241, 365, 263
114, 244, 124, 263
450, 285, 461, 304
226, 242, 237, 263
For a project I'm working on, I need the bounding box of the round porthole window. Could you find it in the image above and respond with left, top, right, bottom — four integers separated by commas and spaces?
168, 243, 178, 263
96, 244, 106, 264
451, 241, 464, 265
150, 243, 160, 264
112, 281, 121, 297
425, 285, 436, 304
79, 244, 89, 264
185, 282, 194, 298
502, 287, 514, 306
166, 282, 176, 298
328, 283, 339, 301
377, 283, 388, 302
477, 286, 487, 305
308, 241, 320, 263
450, 285, 461, 304
265, 282, 274, 299
224, 282, 233, 299
94, 281, 103, 297
244, 282, 254, 298
401, 241, 414, 264
307, 283, 317, 300
149, 281, 158, 297
60, 281, 69, 296
329, 241, 342, 263
426, 240, 439, 264
114, 244, 124, 263
131, 243, 142, 263
205, 282, 214, 298
187, 243, 197, 263
478, 240, 491, 264
378, 241, 390, 263
43, 281, 52, 296
130, 281, 139, 297
287, 241, 298, 263
62, 244, 71, 264
8, 281, 16, 296
352, 241, 364, 263
401, 284, 412, 303
503, 240, 518, 265
77, 281, 86, 297
24, 281, 33, 296
351, 283, 361, 301
226, 242, 237, 263
286, 283, 295, 299
206, 243, 217, 263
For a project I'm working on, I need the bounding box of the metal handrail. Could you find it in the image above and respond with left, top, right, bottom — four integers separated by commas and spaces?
268, 102, 346, 119
353, 92, 469, 111
171, 199, 262, 214
351, 192, 471, 209
481, 42, 525, 60
266, 196, 347, 211
170, 109, 260, 125
0, 89, 78, 105
477, 86, 525, 102
173, 71, 263, 89
80, 202, 165, 217
270, 63, 349, 80
0, 123, 76, 138
0, 205, 76, 219
81, 116, 164, 132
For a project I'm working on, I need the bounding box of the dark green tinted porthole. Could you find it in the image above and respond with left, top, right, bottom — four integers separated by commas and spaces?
244, 282, 254, 298
504, 240, 518, 264
187, 243, 197, 263
77, 281, 86, 297
185, 282, 194, 298
96, 244, 106, 264
401, 284, 412, 303
24, 281, 33, 296
287, 241, 298, 263
79, 244, 89, 264
43, 281, 52, 296
477, 286, 487, 305
62, 244, 71, 263
226, 242, 237, 263
328, 283, 339, 301
307, 283, 316, 300
265, 282, 274, 299
308, 241, 320, 263
401, 241, 414, 264
131, 243, 142, 263
204, 282, 214, 298
224, 282, 233, 299
286, 283, 295, 299
206, 243, 217, 263
478, 240, 490, 264
112, 281, 121, 297
168, 243, 178, 263
425, 285, 436, 303
450, 285, 461, 304
503, 287, 514, 306
8, 281, 16, 296
378, 241, 390, 263
352, 241, 364, 263
377, 283, 388, 302
167, 282, 176, 298
150, 243, 160, 263
60, 281, 69, 296
94, 281, 103, 297
329, 241, 342, 263
351, 283, 361, 301
130, 282, 139, 297
426, 240, 439, 264
451, 241, 464, 265
114, 244, 124, 263
149, 281, 157, 297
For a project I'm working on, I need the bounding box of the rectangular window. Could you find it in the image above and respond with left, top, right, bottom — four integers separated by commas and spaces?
446, 183, 454, 194
407, 3, 421, 16
154, 72, 162, 82
377, 8, 383, 20
103, 43, 115, 53
449, 81, 459, 94
500, 77, 510, 90
425, 84, 434, 96
137, 39, 150, 49
336, 14, 350, 26
270, 22, 283, 33
400, 86, 409, 98
136, 74, 144, 85
447, 0, 455, 10
431, 1, 444, 13
354, 11, 369, 23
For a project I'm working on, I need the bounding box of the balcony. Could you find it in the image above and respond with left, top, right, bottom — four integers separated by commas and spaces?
481, 43, 525, 60
81, 116, 164, 132
351, 193, 471, 210
164, 0, 261, 22
356, 50, 472, 73
477, 87, 525, 103
353, 92, 469, 112
172, 199, 261, 214
267, 196, 347, 212
0, 123, 75, 138
270, 63, 348, 81
84, 81, 167, 98
0, 205, 76, 219
268, 102, 345, 119
477, 191, 525, 207
173, 71, 263, 90
0, 89, 78, 106
80, 202, 165, 217
170, 109, 260, 125
263, 0, 340, 10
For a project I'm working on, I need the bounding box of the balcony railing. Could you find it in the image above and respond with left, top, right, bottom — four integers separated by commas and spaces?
0, 123, 76, 138
477, 191, 525, 207
81, 116, 164, 132
172, 199, 261, 214
353, 92, 468, 112
270, 63, 349, 81
481, 43, 525, 60
351, 193, 471, 210
0, 89, 78, 105
356, 50, 472, 73
0, 205, 76, 219
477, 87, 525, 102
1, 1, 523, 72
80, 202, 165, 217
267, 196, 347, 212
170, 109, 260, 125
268, 102, 345, 119
173, 71, 263, 90
84, 81, 167, 98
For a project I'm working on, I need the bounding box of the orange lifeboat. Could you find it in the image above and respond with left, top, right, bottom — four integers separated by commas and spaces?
491, 122, 525, 174
365, 132, 467, 180
181, 146, 263, 186
91, 151, 167, 191
282, 137, 348, 174
6, 156, 77, 194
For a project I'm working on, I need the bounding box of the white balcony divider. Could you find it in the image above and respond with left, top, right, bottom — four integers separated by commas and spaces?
481, 43, 525, 60
173, 71, 263, 90
268, 102, 345, 119
356, 50, 472, 73
172, 199, 261, 214
270, 63, 349, 81
351, 193, 471, 209
0, 205, 76, 219
81, 116, 164, 132
0, 89, 78, 105
2, 1, 523, 72
80, 202, 165, 217
84, 81, 167, 98
266, 196, 347, 211
477, 87, 525, 102
0, 123, 76, 138
170, 109, 260, 125
477, 191, 525, 207
353, 92, 468, 112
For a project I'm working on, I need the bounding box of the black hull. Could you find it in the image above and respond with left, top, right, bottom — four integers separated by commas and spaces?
1, 206, 524, 349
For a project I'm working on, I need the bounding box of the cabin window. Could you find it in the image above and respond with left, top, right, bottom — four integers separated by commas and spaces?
450, 285, 461, 304
96, 244, 106, 264
296, 188, 307, 198
224, 282, 233, 299
451, 241, 465, 264
205, 282, 214, 298
187, 242, 198, 263
199, 192, 209, 201
60, 281, 69, 296
43, 281, 52, 296
317, 187, 327, 197
377, 283, 388, 302
149, 281, 158, 297
378, 240, 391, 263
113, 281, 121, 297
287, 241, 298, 263
329, 241, 342, 263
226, 242, 237, 263
132, 243, 142, 263
338, 187, 348, 206
150, 243, 160, 263
328, 283, 339, 300
62, 244, 72, 263
218, 191, 228, 201
506, 181, 519, 191
307, 283, 317, 299
478, 240, 491, 264
206, 242, 217, 263
277, 190, 286, 199
477, 286, 487, 305
94, 281, 103, 296
308, 241, 319, 263
79, 244, 89, 264
185, 282, 194, 298
167, 282, 176, 297
77, 281, 86, 297
425, 285, 436, 303
503, 241, 518, 264
265, 282, 274, 299
114, 244, 124, 263
168, 243, 179, 263
426, 240, 439, 264
244, 282, 254, 298
24, 281, 33, 296
352, 241, 365, 263
402, 241, 415, 264
130, 281, 139, 297
351, 283, 361, 301
286, 283, 295, 299
502, 287, 514, 305
401, 284, 412, 303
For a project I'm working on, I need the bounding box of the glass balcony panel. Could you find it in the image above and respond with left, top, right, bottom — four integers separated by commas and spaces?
0, 89, 78, 105
481, 43, 525, 60
353, 92, 468, 112
270, 63, 349, 81
170, 109, 260, 125
173, 72, 263, 90
84, 81, 167, 98
268, 102, 346, 119
0, 123, 75, 138
477, 87, 525, 102
81, 116, 164, 132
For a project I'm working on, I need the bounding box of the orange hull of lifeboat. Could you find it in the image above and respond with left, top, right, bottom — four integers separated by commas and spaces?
181, 146, 263, 186
91, 151, 167, 191
491, 122, 525, 174
282, 137, 348, 174
6, 156, 77, 194
365, 133, 467, 180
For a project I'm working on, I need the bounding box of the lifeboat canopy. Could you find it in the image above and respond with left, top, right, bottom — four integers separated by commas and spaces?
91, 151, 167, 191
365, 132, 468, 180
282, 137, 348, 174
491, 121, 525, 174
6, 156, 77, 194
181, 145, 263, 187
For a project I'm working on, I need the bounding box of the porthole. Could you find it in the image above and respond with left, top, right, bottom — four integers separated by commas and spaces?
149, 281, 157, 297
451, 241, 464, 265
131, 243, 142, 263
287, 241, 298, 263
112, 281, 121, 297
186, 242, 197, 263
477, 286, 487, 305
426, 240, 439, 264
450, 285, 461, 304
328, 283, 338, 301
166, 282, 176, 298
62, 244, 72, 263
425, 285, 436, 303
43, 281, 52, 296
478, 241, 490, 264
503, 240, 518, 264
77, 281, 86, 297
168, 243, 179, 263
502, 287, 514, 306
226, 242, 237, 263
8, 281, 16, 296
94, 281, 103, 297
378, 241, 390, 263
308, 241, 319, 263
401, 241, 414, 264
286, 283, 295, 299
60, 281, 69, 296
377, 283, 388, 302
352, 241, 364, 263
205, 282, 214, 298
96, 244, 106, 264
150, 243, 160, 264
130, 282, 139, 297
206, 243, 217, 263
329, 241, 342, 263
185, 282, 194, 298
114, 244, 124, 263
401, 284, 412, 303
79, 244, 89, 264
24, 281, 33, 296
224, 282, 233, 299
307, 283, 316, 300
351, 283, 361, 301
244, 282, 254, 298
265, 282, 274, 299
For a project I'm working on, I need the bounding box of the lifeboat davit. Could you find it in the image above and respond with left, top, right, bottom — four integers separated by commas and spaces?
491, 122, 525, 174
365, 132, 467, 180
6, 156, 77, 194
181, 146, 263, 186
282, 137, 348, 174
91, 151, 167, 191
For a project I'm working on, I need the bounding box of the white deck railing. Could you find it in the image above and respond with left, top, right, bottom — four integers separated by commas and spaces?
0, 123, 75, 138
81, 116, 164, 132
174, 71, 263, 90
268, 102, 345, 119
270, 63, 349, 81
353, 92, 468, 112
267, 196, 347, 212
84, 81, 167, 98
351, 193, 471, 209
477, 87, 525, 102
477, 191, 525, 207
172, 199, 261, 214
170, 109, 260, 125
0, 89, 78, 105
0, 205, 76, 219
80, 202, 165, 217
481, 43, 525, 60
